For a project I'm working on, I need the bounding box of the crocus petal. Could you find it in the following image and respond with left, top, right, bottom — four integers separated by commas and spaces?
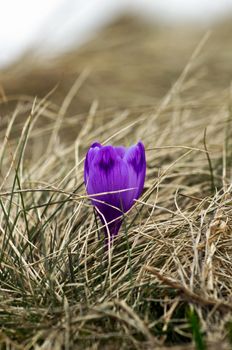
84, 142, 102, 184
114, 146, 126, 158
86, 146, 129, 228
122, 141, 146, 210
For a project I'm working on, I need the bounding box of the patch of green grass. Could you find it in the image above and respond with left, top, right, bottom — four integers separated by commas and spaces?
187, 308, 206, 350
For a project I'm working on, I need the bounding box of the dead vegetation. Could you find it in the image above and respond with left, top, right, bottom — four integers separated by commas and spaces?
0, 17, 232, 350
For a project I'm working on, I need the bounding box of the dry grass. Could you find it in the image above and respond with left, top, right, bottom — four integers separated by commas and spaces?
1, 17, 232, 350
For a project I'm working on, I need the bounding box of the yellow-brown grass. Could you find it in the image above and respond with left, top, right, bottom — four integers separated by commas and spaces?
0, 17, 232, 350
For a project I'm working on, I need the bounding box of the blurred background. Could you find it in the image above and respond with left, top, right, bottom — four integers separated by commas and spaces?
0, 0, 232, 123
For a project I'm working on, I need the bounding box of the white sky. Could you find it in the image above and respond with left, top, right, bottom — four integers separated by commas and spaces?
0, 0, 232, 68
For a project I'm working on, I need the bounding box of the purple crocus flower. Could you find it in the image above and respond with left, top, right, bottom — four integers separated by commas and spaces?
84, 141, 146, 243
